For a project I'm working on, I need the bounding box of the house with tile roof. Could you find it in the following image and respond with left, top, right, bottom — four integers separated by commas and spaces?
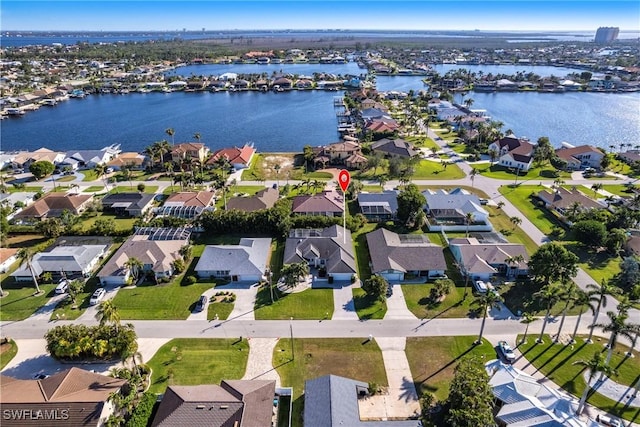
227, 187, 279, 212
554, 145, 605, 170
366, 228, 446, 282
357, 190, 399, 222
304, 374, 419, 427
164, 191, 216, 208
97, 233, 189, 285
0, 247, 18, 273
194, 238, 271, 282
0, 367, 126, 427
107, 152, 148, 170
12, 193, 93, 223
371, 138, 418, 158
537, 187, 607, 219
283, 225, 356, 282
423, 188, 492, 232
312, 140, 368, 170
151, 380, 276, 427
12, 244, 109, 282
292, 190, 344, 217
208, 143, 256, 170
170, 143, 209, 164
101, 192, 156, 217
487, 134, 535, 172
365, 118, 400, 135
12, 147, 65, 169
449, 237, 528, 281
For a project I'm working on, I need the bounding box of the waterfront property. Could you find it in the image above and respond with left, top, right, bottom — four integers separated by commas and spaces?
366, 228, 446, 282
554, 144, 605, 170
448, 237, 528, 281
12, 244, 108, 282
312, 140, 367, 170
207, 143, 256, 170
487, 134, 535, 172
423, 188, 492, 232
170, 142, 209, 164
10, 147, 65, 170
370, 137, 418, 159
194, 238, 271, 282
12, 193, 93, 223
106, 152, 148, 170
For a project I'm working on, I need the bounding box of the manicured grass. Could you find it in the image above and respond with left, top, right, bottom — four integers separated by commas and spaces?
413, 159, 465, 180
274, 338, 388, 427
207, 301, 234, 320
352, 288, 387, 320
479, 164, 571, 181
147, 338, 249, 394
80, 213, 137, 233
229, 185, 266, 196
109, 185, 159, 194
0, 284, 57, 321
0, 339, 18, 370
405, 336, 495, 401
111, 280, 213, 320
594, 184, 637, 197
402, 284, 474, 319
406, 135, 440, 150
518, 334, 640, 422
7, 186, 43, 193
563, 242, 621, 285
253, 287, 334, 320
498, 184, 561, 235
361, 185, 383, 193
50, 277, 103, 321
81, 169, 99, 181
486, 205, 539, 255
352, 223, 376, 279
55, 175, 77, 182
83, 185, 104, 193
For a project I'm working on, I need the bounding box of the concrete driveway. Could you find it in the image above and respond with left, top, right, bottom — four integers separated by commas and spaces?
332, 284, 358, 320
384, 284, 417, 320
216, 282, 260, 321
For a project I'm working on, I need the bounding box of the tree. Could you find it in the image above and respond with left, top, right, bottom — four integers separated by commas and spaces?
446, 356, 494, 427
553, 282, 578, 342
573, 220, 607, 249
29, 160, 55, 180
17, 248, 41, 294
618, 256, 640, 292
573, 352, 617, 415
519, 312, 538, 344
469, 168, 478, 188
397, 184, 426, 228
137, 183, 145, 193
605, 228, 626, 255
362, 275, 388, 301
67, 279, 85, 305
509, 215, 522, 231
280, 262, 309, 289
570, 289, 596, 344
165, 127, 175, 145
533, 283, 562, 343
95, 164, 109, 189
596, 307, 639, 366
302, 145, 315, 172
91, 218, 117, 236
586, 279, 621, 343
35, 217, 64, 238
96, 300, 121, 330
471, 291, 503, 344
528, 242, 579, 290
124, 257, 143, 283
465, 212, 475, 237
591, 182, 603, 198
534, 137, 553, 166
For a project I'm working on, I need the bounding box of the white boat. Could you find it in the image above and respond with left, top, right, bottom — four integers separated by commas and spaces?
40, 99, 57, 106
6, 108, 25, 116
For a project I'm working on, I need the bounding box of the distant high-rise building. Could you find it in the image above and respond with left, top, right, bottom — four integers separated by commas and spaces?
594, 27, 619, 43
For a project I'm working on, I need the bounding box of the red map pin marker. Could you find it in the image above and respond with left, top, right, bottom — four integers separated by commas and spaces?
338, 169, 351, 192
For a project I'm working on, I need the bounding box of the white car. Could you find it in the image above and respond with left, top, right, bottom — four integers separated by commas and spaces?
55, 280, 69, 294
89, 288, 106, 305
474, 280, 488, 293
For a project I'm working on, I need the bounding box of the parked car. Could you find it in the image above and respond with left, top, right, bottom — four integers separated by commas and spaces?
195, 295, 208, 312
33, 372, 49, 380
497, 340, 516, 364
105, 167, 114, 174
474, 280, 488, 293
55, 280, 69, 294
386, 284, 393, 298
597, 414, 623, 427
89, 288, 106, 305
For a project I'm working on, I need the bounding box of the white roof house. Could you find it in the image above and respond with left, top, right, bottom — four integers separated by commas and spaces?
423, 188, 491, 232
12, 244, 109, 281
194, 238, 271, 283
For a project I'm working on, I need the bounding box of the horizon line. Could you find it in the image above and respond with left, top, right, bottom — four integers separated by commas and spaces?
3, 28, 639, 33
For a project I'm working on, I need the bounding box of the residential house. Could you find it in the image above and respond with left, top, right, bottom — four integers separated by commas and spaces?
554, 145, 605, 170
62, 145, 120, 169
12, 244, 109, 282
537, 187, 607, 218
194, 238, 271, 282
370, 138, 418, 158
208, 143, 256, 170
227, 187, 279, 212
485, 360, 591, 427
423, 188, 492, 232
449, 237, 529, 281
151, 380, 276, 427
97, 229, 190, 285
155, 191, 216, 219
107, 152, 148, 170
357, 191, 399, 222
283, 226, 356, 282
313, 141, 367, 170
292, 190, 344, 217
101, 192, 156, 217
496, 79, 518, 91
360, 107, 390, 121
365, 118, 400, 135
170, 143, 209, 164
487, 134, 535, 172
360, 98, 388, 112
12, 193, 93, 223
0, 192, 36, 220
0, 248, 18, 274
12, 148, 65, 169
366, 228, 446, 281
0, 368, 126, 427
304, 375, 419, 427
618, 150, 640, 165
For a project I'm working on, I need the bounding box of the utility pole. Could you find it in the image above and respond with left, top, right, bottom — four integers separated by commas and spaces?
289, 317, 295, 361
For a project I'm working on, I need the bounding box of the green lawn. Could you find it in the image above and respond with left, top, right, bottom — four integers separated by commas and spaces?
81, 169, 99, 181
109, 185, 159, 194
254, 287, 334, 320
498, 184, 561, 235
207, 301, 234, 320
402, 284, 474, 319
0, 339, 18, 370
80, 213, 137, 233
50, 277, 103, 321
405, 336, 495, 401
55, 175, 77, 182
518, 335, 640, 422
486, 206, 540, 255
479, 164, 571, 181
147, 338, 249, 394
7, 185, 43, 193
352, 288, 387, 320
274, 338, 388, 427
111, 280, 213, 320
352, 223, 376, 279
413, 159, 465, 180
0, 284, 56, 321
406, 135, 440, 150
82, 185, 105, 193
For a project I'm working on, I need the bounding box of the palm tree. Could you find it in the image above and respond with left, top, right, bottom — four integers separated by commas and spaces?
17, 248, 41, 294
274, 164, 281, 187
124, 257, 143, 283
193, 132, 201, 143
573, 352, 617, 415
504, 254, 525, 278
95, 300, 121, 329
469, 167, 479, 188
596, 308, 639, 366
571, 289, 597, 344
519, 312, 538, 344
509, 216, 522, 231
472, 291, 504, 345
534, 283, 562, 343
465, 212, 475, 237
554, 282, 578, 343
165, 127, 175, 146
586, 279, 621, 343
164, 162, 174, 191
95, 164, 109, 189
591, 182, 603, 199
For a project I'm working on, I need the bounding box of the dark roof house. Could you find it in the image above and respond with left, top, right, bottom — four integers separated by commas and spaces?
227, 187, 279, 212
101, 192, 155, 217
292, 190, 344, 217
371, 138, 418, 158
357, 190, 399, 222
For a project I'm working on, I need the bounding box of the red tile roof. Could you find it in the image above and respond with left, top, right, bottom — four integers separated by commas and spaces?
208, 144, 255, 166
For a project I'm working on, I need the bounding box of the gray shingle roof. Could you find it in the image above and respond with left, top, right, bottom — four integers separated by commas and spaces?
194, 238, 271, 277
13, 244, 108, 277
357, 191, 399, 216
366, 228, 446, 274
370, 138, 418, 158
283, 226, 356, 275
423, 189, 487, 217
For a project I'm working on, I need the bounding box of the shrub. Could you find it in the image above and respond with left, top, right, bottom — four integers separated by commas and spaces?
125, 391, 157, 427
172, 258, 186, 274
185, 275, 197, 285
45, 324, 138, 361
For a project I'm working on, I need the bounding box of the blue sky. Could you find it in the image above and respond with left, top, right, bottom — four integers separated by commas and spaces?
2, 1, 639, 32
